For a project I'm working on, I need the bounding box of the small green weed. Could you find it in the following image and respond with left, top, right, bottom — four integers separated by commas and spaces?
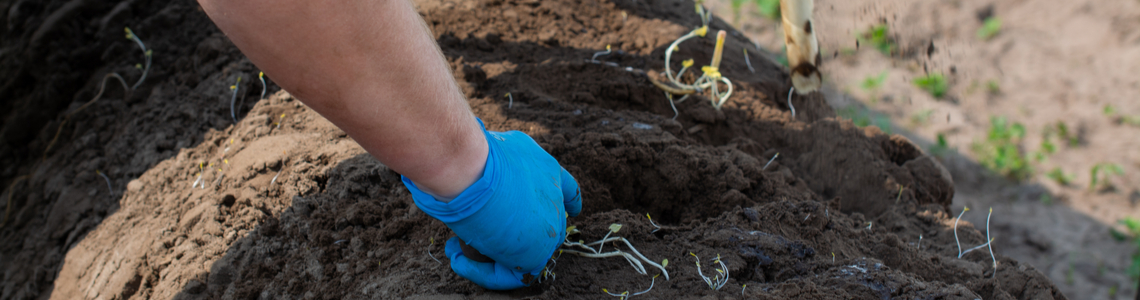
914, 74, 948, 98
861, 72, 888, 91
752, 0, 780, 20
1049, 121, 1080, 146
1116, 217, 1140, 281
910, 109, 934, 126
1104, 104, 1140, 127
985, 80, 1001, 95
977, 17, 1002, 40
838, 107, 892, 134
1104, 104, 1117, 116
1046, 168, 1074, 186
972, 116, 1031, 181
858, 24, 896, 55
929, 133, 952, 157
1089, 162, 1124, 191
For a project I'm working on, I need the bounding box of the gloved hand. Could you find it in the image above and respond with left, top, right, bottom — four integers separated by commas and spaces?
402, 119, 582, 290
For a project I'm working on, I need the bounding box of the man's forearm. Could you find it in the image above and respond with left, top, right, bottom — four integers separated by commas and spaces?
197, 0, 487, 199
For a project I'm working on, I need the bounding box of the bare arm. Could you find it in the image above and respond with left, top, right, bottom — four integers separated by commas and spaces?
197, 0, 487, 199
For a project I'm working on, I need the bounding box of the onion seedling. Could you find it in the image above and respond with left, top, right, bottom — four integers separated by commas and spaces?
953, 206, 968, 257
258, 72, 267, 99
690, 252, 729, 290
43, 73, 128, 160
124, 27, 152, 90
743, 48, 755, 73
592, 45, 613, 62
561, 224, 670, 280
230, 77, 242, 123
762, 152, 779, 170
95, 170, 113, 197
427, 237, 442, 264
653, 30, 734, 110
645, 214, 661, 233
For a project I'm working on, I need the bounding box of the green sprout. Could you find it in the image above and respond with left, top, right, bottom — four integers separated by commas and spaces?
1052, 121, 1079, 146
427, 237, 442, 264
929, 133, 952, 157
124, 27, 152, 90
977, 17, 1002, 40
972, 116, 1031, 181
1104, 104, 1117, 116
1089, 163, 1124, 191
1117, 217, 1140, 280
858, 24, 895, 55
913, 74, 948, 98
752, 0, 780, 20
985, 80, 1001, 95
860, 71, 888, 92
259, 71, 268, 99
1046, 168, 1074, 186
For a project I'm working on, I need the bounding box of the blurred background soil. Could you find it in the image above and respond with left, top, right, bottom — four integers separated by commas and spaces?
704, 0, 1140, 298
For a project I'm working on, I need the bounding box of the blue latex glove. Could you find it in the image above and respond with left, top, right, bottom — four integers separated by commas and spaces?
402, 119, 582, 290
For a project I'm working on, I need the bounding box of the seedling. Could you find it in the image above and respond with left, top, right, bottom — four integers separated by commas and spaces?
505, 93, 513, 109
762, 152, 779, 170
124, 27, 152, 90
1046, 168, 1074, 186
913, 74, 948, 98
561, 223, 670, 280
230, 77, 242, 123
858, 24, 895, 55
603, 274, 659, 299
985, 80, 1001, 95
742, 284, 747, 295
752, 0, 780, 19
743, 48, 755, 73
592, 45, 613, 62
95, 170, 113, 197
1051, 121, 1079, 146
427, 237, 442, 264
1089, 162, 1124, 191
972, 116, 1031, 181
1, 175, 30, 228
690, 252, 729, 290
258, 72, 267, 99
1116, 217, 1140, 280
976, 17, 1002, 40
860, 71, 887, 94
953, 206, 968, 257
646, 214, 661, 233
651, 29, 735, 110
43, 73, 129, 160
786, 88, 796, 118
191, 162, 205, 189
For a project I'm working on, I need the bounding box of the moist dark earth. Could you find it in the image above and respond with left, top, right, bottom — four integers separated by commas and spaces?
0, 0, 1066, 299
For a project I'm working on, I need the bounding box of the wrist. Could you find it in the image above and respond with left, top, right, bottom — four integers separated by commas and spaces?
408, 119, 489, 201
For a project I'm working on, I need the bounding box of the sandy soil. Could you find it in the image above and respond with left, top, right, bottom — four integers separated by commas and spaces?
703, 0, 1140, 298
0, 0, 1071, 299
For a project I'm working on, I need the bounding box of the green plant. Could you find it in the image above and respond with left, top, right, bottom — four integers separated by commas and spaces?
929, 133, 952, 157
730, 0, 747, 25
1046, 168, 1074, 186
1104, 104, 1117, 116
861, 71, 888, 103
972, 116, 1032, 181
652, 27, 734, 112
1089, 162, 1124, 191
986, 80, 1001, 94
1118, 217, 1140, 281
837, 107, 892, 134
1051, 121, 1079, 146
977, 17, 1002, 40
752, 0, 780, 20
910, 109, 934, 126
230, 76, 242, 123
913, 74, 948, 98
858, 24, 895, 55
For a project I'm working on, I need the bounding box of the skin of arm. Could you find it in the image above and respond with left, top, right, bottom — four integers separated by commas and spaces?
196, 0, 487, 200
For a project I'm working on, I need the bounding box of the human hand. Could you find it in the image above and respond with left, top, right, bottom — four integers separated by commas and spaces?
402, 120, 581, 290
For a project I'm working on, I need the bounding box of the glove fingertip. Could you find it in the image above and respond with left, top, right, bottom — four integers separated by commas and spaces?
560, 168, 582, 217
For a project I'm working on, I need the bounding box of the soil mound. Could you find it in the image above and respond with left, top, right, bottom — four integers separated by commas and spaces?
0, 0, 1065, 299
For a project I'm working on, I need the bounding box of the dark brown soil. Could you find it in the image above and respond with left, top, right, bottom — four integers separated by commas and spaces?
0, 0, 1066, 299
